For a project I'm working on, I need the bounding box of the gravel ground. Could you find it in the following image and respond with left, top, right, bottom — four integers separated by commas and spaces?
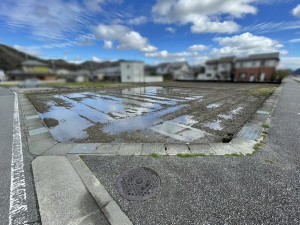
27, 82, 277, 143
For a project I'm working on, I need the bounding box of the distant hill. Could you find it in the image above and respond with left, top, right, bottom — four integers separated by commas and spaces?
0, 44, 124, 72
293, 68, 300, 75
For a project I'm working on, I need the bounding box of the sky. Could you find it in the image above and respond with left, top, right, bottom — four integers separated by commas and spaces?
0, 0, 300, 69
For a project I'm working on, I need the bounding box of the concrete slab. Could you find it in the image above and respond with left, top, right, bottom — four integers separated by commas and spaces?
22, 110, 37, 116
25, 115, 39, 120
209, 143, 238, 155
28, 139, 56, 155
32, 156, 109, 225
238, 124, 263, 141
94, 143, 120, 155
29, 127, 48, 136
141, 143, 166, 155
256, 110, 270, 115
68, 155, 113, 207
25, 119, 45, 129
188, 144, 216, 155
43, 143, 76, 156
118, 143, 143, 155
165, 144, 190, 155
69, 144, 98, 154
27, 132, 52, 143
230, 137, 257, 155
69, 155, 133, 225
22, 105, 36, 111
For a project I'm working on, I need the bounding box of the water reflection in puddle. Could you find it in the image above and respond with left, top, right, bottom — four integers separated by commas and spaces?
206, 120, 223, 131
207, 103, 221, 109
40, 86, 209, 142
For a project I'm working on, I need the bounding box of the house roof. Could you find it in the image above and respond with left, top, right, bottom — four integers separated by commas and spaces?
168, 62, 189, 70
206, 59, 219, 65
219, 56, 235, 63
22, 60, 48, 66
236, 52, 280, 62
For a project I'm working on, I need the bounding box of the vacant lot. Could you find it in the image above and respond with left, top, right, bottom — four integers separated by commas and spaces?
27, 82, 277, 143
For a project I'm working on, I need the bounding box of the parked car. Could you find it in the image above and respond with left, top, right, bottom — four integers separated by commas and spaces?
18, 79, 40, 88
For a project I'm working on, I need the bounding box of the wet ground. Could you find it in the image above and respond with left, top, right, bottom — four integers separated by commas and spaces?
27, 83, 277, 143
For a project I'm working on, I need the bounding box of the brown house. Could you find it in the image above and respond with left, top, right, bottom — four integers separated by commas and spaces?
234, 53, 280, 82
8, 60, 56, 81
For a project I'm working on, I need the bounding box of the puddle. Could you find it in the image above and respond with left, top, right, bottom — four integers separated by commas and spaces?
219, 107, 243, 121
103, 105, 186, 135
207, 103, 221, 109
206, 120, 223, 131
39, 86, 209, 142
151, 115, 204, 142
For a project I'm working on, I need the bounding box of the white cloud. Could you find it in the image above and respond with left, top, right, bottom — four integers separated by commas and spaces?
13, 45, 45, 57
145, 50, 199, 59
244, 21, 300, 33
91, 56, 102, 62
104, 40, 113, 49
152, 0, 258, 33
212, 32, 287, 56
288, 38, 300, 43
0, 0, 90, 42
128, 16, 147, 25
83, 0, 104, 12
165, 27, 176, 33
95, 24, 157, 53
188, 44, 208, 52
292, 5, 300, 17
280, 57, 300, 69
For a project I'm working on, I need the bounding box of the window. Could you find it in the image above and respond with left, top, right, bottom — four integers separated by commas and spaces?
240, 62, 244, 67
127, 64, 130, 69
239, 73, 246, 78
207, 74, 212, 77
127, 76, 131, 80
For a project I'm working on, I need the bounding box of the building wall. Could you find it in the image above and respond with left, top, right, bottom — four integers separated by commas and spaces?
23, 66, 49, 73
234, 67, 276, 82
145, 76, 163, 82
217, 62, 233, 81
121, 62, 144, 83
205, 64, 219, 80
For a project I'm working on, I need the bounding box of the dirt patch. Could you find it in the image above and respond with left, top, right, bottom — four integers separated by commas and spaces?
27, 82, 278, 143
43, 118, 59, 128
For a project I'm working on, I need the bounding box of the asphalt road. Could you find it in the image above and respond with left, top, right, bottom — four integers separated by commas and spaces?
0, 87, 40, 224
82, 79, 300, 225
0, 87, 14, 224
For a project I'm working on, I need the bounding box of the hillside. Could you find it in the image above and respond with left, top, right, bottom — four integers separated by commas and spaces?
0, 44, 123, 72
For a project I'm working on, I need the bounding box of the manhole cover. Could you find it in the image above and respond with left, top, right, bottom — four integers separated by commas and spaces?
116, 167, 161, 201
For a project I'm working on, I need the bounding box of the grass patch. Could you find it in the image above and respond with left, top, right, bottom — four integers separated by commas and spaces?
262, 124, 270, 129
253, 143, 263, 151
225, 152, 244, 157
246, 87, 276, 96
177, 153, 207, 158
151, 153, 161, 158
44, 82, 135, 89
264, 159, 274, 164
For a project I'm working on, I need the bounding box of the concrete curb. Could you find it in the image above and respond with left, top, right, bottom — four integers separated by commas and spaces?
68, 154, 133, 225
18, 83, 283, 157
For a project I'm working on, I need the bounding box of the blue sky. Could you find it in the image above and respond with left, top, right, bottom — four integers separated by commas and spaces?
0, 0, 300, 68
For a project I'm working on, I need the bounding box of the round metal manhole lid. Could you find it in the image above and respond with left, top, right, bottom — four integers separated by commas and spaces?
116, 167, 161, 201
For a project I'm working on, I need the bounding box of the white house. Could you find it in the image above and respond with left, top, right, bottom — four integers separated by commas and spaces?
121, 61, 144, 83
205, 57, 235, 81
156, 62, 191, 80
